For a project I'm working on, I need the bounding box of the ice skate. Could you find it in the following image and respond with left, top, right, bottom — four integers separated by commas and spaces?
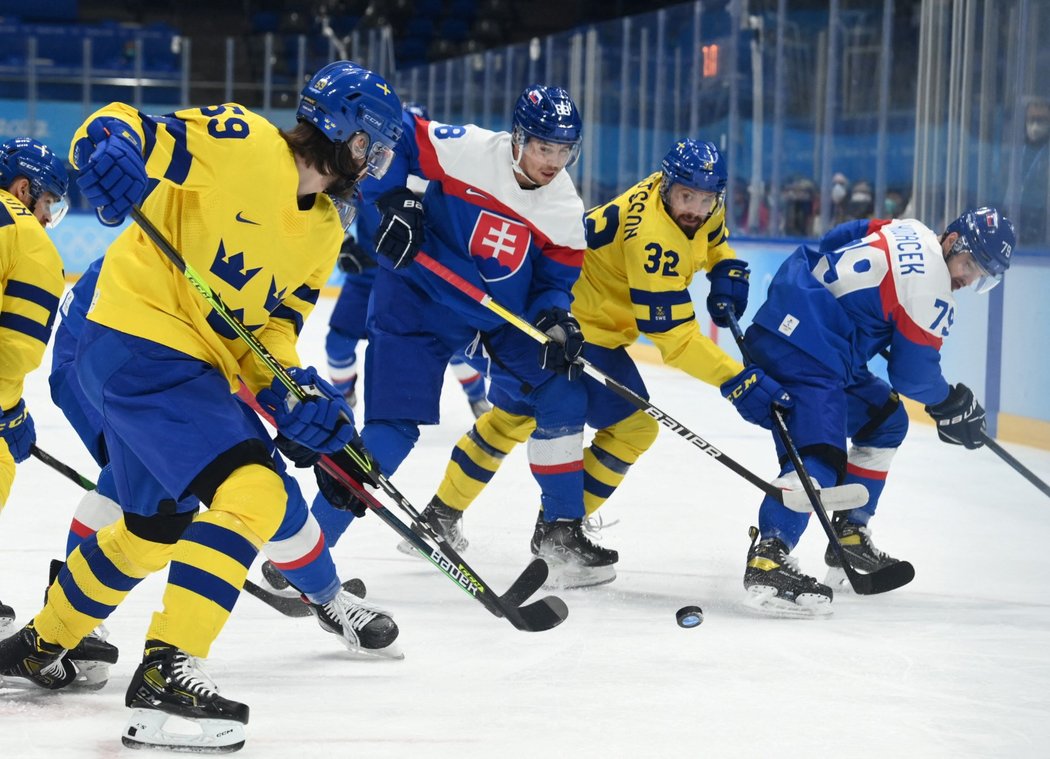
246, 561, 366, 618
531, 511, 618, 589
397, 496, 468, 555
824, 516, 902, 592
122, 640, 248, 753
308, 588, 403, 660
0, 621, 79, 690
65, 624, 119, 690
742, 527, 833, 618
0, 598, 13, 635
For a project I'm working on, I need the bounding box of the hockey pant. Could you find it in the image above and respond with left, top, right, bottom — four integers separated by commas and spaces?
744, 325, 908, 550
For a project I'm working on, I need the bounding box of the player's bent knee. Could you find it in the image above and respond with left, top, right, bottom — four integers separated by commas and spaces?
593, 410, 659, 462
209, 464, 287, 545
481, 406, 536, 448
188, 438, 275, 506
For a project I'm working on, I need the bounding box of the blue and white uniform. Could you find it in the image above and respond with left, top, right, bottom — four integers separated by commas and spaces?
745, 218, 953, 547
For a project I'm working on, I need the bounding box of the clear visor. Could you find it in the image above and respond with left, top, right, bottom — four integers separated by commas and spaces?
515, 129, 582, 168
327, 193, 358, 232
366, 141, 396, 179
35, 192, 68, 229
951, 241, 1002, 294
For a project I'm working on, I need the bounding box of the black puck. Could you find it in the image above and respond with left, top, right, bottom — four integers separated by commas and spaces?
676, 605, 704, 628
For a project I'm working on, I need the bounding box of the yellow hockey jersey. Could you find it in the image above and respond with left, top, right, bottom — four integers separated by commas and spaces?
572, 172, 744, 387
0, 189, 64, 411
70, 102, 343, 394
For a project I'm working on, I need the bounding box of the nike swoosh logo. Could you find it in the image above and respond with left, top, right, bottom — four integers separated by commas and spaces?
235, 211, 261, 225
464, 188, 489, 199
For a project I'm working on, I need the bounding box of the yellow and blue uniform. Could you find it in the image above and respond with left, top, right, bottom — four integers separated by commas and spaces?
33, 102, 342, 658
0, 189, 64, 507
437, 172, 744, 516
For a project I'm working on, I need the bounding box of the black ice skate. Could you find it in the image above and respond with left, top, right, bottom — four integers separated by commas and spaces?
397, 496, 469, 555
743, 527, 833, 618
64, 626, 119, 690
244, 561, 366, 618
824, 516, 902, 591
0, 622, 79, 690
308, 588, 403, 660
530, 511, 618, 589
0, 598, 13, 633
122, 640, 248, 753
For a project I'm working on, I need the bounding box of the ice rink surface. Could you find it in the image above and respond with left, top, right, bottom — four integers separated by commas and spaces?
2, 295, 1049, 758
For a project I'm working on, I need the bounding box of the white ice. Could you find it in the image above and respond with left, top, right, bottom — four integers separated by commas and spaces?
2, 295, 1049, 758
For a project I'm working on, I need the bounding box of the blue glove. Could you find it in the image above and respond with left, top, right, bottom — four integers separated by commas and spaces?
374, 186, 425, 268
0, 399, 35, 463
533, 307, 584, 381
720, 367, 793, 429
76, 119, 148, 227
256, 367, 356, 454
706, 259, 750, 328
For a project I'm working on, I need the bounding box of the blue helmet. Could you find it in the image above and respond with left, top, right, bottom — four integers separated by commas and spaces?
660, 139, 727, 199
297, 60, 403, 179
945, 206, 1015, 293
403, 101, 430, 120
0, 137, 69, 227
512, 85, 582, 166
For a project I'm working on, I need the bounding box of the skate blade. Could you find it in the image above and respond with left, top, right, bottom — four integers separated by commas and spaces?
542, 562, 617, 590
122, 708, 246, 753
741, 587, 834, 619
341, 640, 405, 661
823, 567, 853, 594
67, 660, 110, 690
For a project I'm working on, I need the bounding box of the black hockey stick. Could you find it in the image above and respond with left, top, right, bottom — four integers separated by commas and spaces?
242, 576, 367, 618
415, 252, 868, 514
31, 446, 97, 491
129, 206, 566, 633
28, 443, 314, 612
725, 312, 914, 595
980, 433, 1050, 499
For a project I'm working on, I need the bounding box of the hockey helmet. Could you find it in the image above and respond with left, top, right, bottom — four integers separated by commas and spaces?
0, 137, 69, 228
511, 85, 582, 166
945, 206, 1015, 293
660, 139, 727, 199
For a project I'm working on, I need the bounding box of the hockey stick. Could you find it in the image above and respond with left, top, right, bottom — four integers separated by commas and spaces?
31, 446, 97, 491
980, 433, 1050, 499
414, 252, 868, 514
877, 349, 1050, 499
129, 206, 566, 633
724, 311, 914, 595
28, 443, 309, 612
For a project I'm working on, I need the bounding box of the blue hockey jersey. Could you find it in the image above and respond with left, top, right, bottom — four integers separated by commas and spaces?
375, 116, 586, 332
752, 218, 952, 405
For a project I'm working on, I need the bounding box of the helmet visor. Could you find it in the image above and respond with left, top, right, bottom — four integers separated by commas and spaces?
327, 193, 358, 232
951, 240, 1002, 293
366, 141, 396, 179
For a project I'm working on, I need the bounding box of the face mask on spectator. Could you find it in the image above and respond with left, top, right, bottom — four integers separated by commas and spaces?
1027, 117, 1050, 143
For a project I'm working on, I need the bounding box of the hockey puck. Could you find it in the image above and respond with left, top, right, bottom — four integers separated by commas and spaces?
676, 605, 704, 628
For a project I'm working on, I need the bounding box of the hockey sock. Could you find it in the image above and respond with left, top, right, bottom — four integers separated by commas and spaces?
265, 512, 340, 604
148, 465, 283, 657
435, 407, 534, 510
529, 423, 585, 521
325, 328, 359, 399
583, 411, 659, 516
65, 465, 122, 556
36, 523, 174, 649
842, 445, 897, 525
449, 356, 486, 402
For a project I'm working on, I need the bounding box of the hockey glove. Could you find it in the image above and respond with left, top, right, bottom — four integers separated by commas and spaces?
0, 399, 35, 463
720, 367, 793, 430
374, 186, 425, 268
533, 307, 584, 381
706, 259, 750, 328
925, 383, 986, 449
256, 367, 356, 454
76, 119, 148, 227
337, 234, 376, 275
273, 433, 370, 517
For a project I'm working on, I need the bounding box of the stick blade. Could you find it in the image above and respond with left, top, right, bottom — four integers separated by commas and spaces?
498, 558, 550, 607
845, 560, 916, 595
782, 483, 869, 513
507, 595, 570, 632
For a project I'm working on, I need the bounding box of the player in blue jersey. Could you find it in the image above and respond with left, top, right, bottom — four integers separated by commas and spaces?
311, 85, 618, 587
324, 101, 490, 415
737, 208, 1015, 617
0, 137, 68, 633
0, 61, 405, 753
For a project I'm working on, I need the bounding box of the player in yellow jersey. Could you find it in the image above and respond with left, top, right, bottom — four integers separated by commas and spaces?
0, 137, 68, 630
0, 61, 405, 753
417, 140, 791, 574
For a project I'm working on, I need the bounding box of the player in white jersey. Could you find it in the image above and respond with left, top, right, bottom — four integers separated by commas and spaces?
737, 208, 1015, 616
